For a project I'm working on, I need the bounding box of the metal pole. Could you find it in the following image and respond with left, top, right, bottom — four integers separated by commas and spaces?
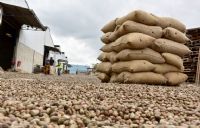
32, 50, 35, 73
25, 0, 30, 9
195, 48, 200, 86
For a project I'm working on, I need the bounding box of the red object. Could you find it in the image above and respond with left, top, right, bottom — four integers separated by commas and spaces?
17, 61, 21, 67
11, 59, 16, 65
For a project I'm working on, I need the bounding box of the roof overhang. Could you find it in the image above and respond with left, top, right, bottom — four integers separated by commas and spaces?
0, 2, 46, 30
58, 59, 68, 62
45, 45, 61, 53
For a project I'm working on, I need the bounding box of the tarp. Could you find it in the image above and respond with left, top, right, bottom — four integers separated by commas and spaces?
0, 2, 46, 30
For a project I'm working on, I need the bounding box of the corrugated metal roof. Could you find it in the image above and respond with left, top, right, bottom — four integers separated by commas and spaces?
0, 2, 46, 30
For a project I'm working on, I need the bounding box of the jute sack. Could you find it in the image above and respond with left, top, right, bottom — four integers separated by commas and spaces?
115, 21, 163, 39
116, 10, 158, 26
153, 64, 182, 74
163, 27, 190, 44
116, 15, 130, 26
96, 72, 110, 82
108, 25, 121, 42
116, 48, 165, 64
101, 32, 112, 44
162, 53, 184, 70
96, 62, 112, 74
100, 43, 113, 52
134, 10, 158, 26
151, 39, 191, 57
157, 17, 186, 33
165, 72, 188, 86
112, 60, 155, 73
117, 72, 167, 84
111, 33, 155, 52
101, 19, 117, 33
97, 52, 110, 62
110, 73, 118, 83
97, 52, 117, 63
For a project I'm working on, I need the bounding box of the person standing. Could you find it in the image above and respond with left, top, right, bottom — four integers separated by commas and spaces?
49, 57, 55, 75
49, 57, 54, 66
56, 61, 62, 76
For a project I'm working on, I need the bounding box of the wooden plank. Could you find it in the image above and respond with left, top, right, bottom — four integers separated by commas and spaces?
193, 57, 198, 62
193, 41, 200, 47
195, 48, 200, 85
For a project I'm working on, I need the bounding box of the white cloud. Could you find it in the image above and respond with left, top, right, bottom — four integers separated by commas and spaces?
25, 0, 200, 65
52, 35, 101, 66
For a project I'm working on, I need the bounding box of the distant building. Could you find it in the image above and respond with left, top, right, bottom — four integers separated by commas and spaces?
68, 65, 90, 74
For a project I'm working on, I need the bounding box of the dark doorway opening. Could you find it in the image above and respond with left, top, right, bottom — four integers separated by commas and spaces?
0, 19, 19, 70
43, 46, 49, 66
43, 46, 60, 66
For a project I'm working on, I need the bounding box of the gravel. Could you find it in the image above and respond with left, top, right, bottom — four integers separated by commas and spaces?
0, 72, 199, 128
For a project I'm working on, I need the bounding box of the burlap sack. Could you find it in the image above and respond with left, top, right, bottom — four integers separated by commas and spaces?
110, 73, 118, 83
116, 48, 165, 64
112, 60, 155, 73
116, 10, 158, 26
97, 52, 109, 62
97, 52, 117, 63
116, 15, 130, 25
96, 62, 112, 74
115, 21, 162, 39
109, 33, 119, 43
117, 72, 167, 84
107, 25, 121, 42
153, 64, 182, 74
96, 72, 110, 82
162, 53, 184, 70
100, 43, 113, 52
165, 72, 188, 86
157, 17, 186, 33
110, 55, 117, 63
163, 27, 190, 44
50, 66, 55, 75
134, 10, 158, 26
101, 19, 117, 33
151, 39, 191, 57
101, 32, 112, 44
111, 33, 155, 52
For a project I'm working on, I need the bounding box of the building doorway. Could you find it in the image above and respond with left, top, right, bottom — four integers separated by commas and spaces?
0, 19, 19, 70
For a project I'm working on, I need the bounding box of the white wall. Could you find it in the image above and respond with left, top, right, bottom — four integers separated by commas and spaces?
53, 53, 66, 63
15, 43, 43, 73
61, 53, 67, 62
19, 30, 44, 54
44, 29, 54, 47
54, 52, 62, 63
15, 43, 34, 73
0, 0, 28, 8
33, 51, 43, 67
18, 28, 54, 55
15, 28, 54, 73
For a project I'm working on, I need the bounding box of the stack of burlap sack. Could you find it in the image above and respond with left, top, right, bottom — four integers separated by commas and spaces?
96, 10, 191, 86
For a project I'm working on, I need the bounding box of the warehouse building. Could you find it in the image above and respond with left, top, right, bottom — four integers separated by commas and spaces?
16, 27, 58, 73
0, 1, 67, 73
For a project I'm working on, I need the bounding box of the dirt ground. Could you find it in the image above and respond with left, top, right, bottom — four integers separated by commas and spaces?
0, 72, 200, 128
